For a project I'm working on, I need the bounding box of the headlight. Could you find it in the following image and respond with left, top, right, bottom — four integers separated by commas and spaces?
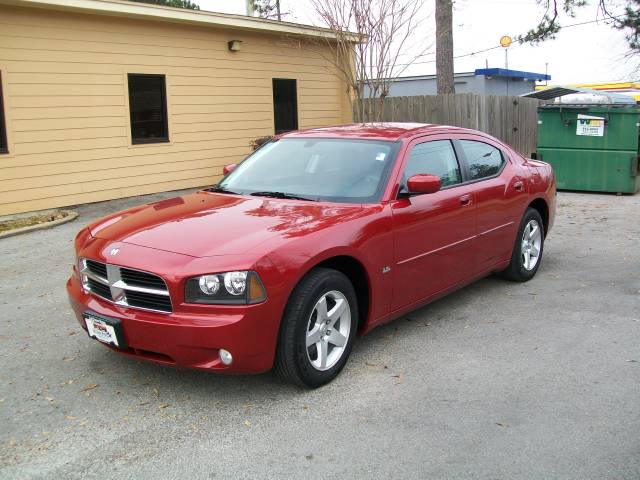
224, 271, 247, 295
185, 271, 266, 305
198, 275, 220, 295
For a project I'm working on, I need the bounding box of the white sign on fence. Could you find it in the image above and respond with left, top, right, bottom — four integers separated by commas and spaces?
576, 114, 605, 137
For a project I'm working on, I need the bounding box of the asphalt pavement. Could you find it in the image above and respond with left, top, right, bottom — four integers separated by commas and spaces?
1, 190, 639, 479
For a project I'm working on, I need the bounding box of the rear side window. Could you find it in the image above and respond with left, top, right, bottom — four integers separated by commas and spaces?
459, 140, 504, 180
403, 140, 461, 188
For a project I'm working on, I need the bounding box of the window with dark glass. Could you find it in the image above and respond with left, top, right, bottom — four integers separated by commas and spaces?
0, 72, 7, 154
272, 79, 298, 134
127, 74, 169, 144
403, 140, 462, 187
459, 140, 504, 180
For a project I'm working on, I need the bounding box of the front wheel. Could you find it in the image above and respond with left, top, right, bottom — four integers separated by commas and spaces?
500, 207, 545, 282
275, 268, 357, 388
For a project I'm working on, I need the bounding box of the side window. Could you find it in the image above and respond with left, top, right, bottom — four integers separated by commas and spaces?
459, 140, 504, 180
403, 140, 461, 188
0, 71, 7, 154
128, 74, 169, 144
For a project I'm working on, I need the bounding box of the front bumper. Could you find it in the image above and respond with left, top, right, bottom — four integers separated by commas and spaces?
66, 274, 278, 373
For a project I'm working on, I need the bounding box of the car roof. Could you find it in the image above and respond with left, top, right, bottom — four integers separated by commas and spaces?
280, 123, 478, 142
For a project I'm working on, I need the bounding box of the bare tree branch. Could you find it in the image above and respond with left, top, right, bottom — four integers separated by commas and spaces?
309, 0, 431, 122
519, 0, 639, 58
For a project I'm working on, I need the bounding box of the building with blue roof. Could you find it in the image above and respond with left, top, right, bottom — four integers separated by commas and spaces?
382, 68, 551, 97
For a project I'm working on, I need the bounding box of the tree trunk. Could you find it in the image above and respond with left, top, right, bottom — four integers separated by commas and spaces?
435, 0, 455, 94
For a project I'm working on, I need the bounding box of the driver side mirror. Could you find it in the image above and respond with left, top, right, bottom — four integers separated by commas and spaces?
406, 174, 441, 195
222, 163, 237, 175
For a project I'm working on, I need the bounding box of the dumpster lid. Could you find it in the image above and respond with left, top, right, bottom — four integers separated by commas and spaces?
521, 86, 636, 105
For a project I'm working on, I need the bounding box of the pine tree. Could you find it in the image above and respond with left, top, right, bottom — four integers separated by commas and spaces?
131, 0, 199, 10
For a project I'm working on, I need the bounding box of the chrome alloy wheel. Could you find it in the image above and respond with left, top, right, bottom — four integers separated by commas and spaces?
521, 219, 542, 271
306, 290, 351, 371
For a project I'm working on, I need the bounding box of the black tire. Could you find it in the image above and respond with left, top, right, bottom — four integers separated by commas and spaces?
275, 268, 358, 388
500, 207, 545, 282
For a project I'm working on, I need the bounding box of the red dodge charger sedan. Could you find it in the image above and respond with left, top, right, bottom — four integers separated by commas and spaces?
67, 123, 555, 387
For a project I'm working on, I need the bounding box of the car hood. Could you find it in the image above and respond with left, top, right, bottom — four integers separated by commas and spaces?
88, 191, 365, 257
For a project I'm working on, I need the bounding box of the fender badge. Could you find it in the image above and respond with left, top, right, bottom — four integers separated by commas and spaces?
109, 248, 120, 256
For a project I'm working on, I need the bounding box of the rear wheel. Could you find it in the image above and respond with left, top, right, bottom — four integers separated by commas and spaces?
275, 268, 357, 388
500, 207, 545, 282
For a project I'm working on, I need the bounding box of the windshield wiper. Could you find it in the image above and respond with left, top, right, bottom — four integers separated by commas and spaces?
205, 185, 240, 195
250, 191, 316, 201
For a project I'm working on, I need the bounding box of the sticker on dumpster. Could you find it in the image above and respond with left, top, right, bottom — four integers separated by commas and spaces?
576, 114, 605, 137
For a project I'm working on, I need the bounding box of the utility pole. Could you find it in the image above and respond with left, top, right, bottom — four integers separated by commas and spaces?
500, 36, 512, 96
435, 0, 455, 94
545, 62, 549, 86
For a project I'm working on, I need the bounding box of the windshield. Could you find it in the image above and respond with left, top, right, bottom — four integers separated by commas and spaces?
217, 138, 399, 203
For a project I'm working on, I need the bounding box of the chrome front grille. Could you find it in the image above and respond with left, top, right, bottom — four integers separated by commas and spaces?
85, 259, 107, 280
79, 258, 172, 313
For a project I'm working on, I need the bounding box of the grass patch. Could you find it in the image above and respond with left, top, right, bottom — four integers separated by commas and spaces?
0, 211, 69, 234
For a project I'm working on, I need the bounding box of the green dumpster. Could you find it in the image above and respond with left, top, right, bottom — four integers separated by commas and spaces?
535, 104, 640, 194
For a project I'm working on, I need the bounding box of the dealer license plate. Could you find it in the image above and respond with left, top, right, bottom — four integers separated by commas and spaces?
84, 313, 120, 347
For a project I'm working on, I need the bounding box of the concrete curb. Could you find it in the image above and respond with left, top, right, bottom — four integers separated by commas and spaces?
0, 210, 79, 239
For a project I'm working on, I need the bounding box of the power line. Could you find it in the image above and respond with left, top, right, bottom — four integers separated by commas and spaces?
388, 12, 627, 68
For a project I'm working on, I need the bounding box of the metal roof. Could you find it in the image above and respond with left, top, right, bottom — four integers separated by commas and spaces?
389, 72, 477, 82
535, 82, 640, 102
475, 68, 551, 81
522, 86, 636, 104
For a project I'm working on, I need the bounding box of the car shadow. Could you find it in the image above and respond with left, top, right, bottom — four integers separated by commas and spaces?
81, 273, 519, 407
349, 274, 511, 357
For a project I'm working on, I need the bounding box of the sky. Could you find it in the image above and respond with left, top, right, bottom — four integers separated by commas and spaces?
196, 0, 638, 84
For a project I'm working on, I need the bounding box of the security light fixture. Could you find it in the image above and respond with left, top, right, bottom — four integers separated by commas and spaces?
228, 40, 242, 52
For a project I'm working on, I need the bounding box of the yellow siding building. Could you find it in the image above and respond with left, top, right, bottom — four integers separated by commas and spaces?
0, 0, 353, 216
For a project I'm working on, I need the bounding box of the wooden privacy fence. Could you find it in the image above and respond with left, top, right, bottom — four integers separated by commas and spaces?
357, 93, 541, 157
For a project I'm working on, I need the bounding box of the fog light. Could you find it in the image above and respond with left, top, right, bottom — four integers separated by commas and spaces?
219, 349, 233, 365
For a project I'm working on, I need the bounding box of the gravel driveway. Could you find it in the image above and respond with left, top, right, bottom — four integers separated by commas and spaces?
1, 190, 639, 479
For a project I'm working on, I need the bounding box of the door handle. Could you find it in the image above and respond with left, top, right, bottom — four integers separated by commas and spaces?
460, 194, 472, 206
514, 181, 524, 191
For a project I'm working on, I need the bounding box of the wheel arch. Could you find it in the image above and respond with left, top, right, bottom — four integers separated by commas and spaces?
312, 255, 371, 332
282, 253, 371, 333
527, 197, 549, 238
